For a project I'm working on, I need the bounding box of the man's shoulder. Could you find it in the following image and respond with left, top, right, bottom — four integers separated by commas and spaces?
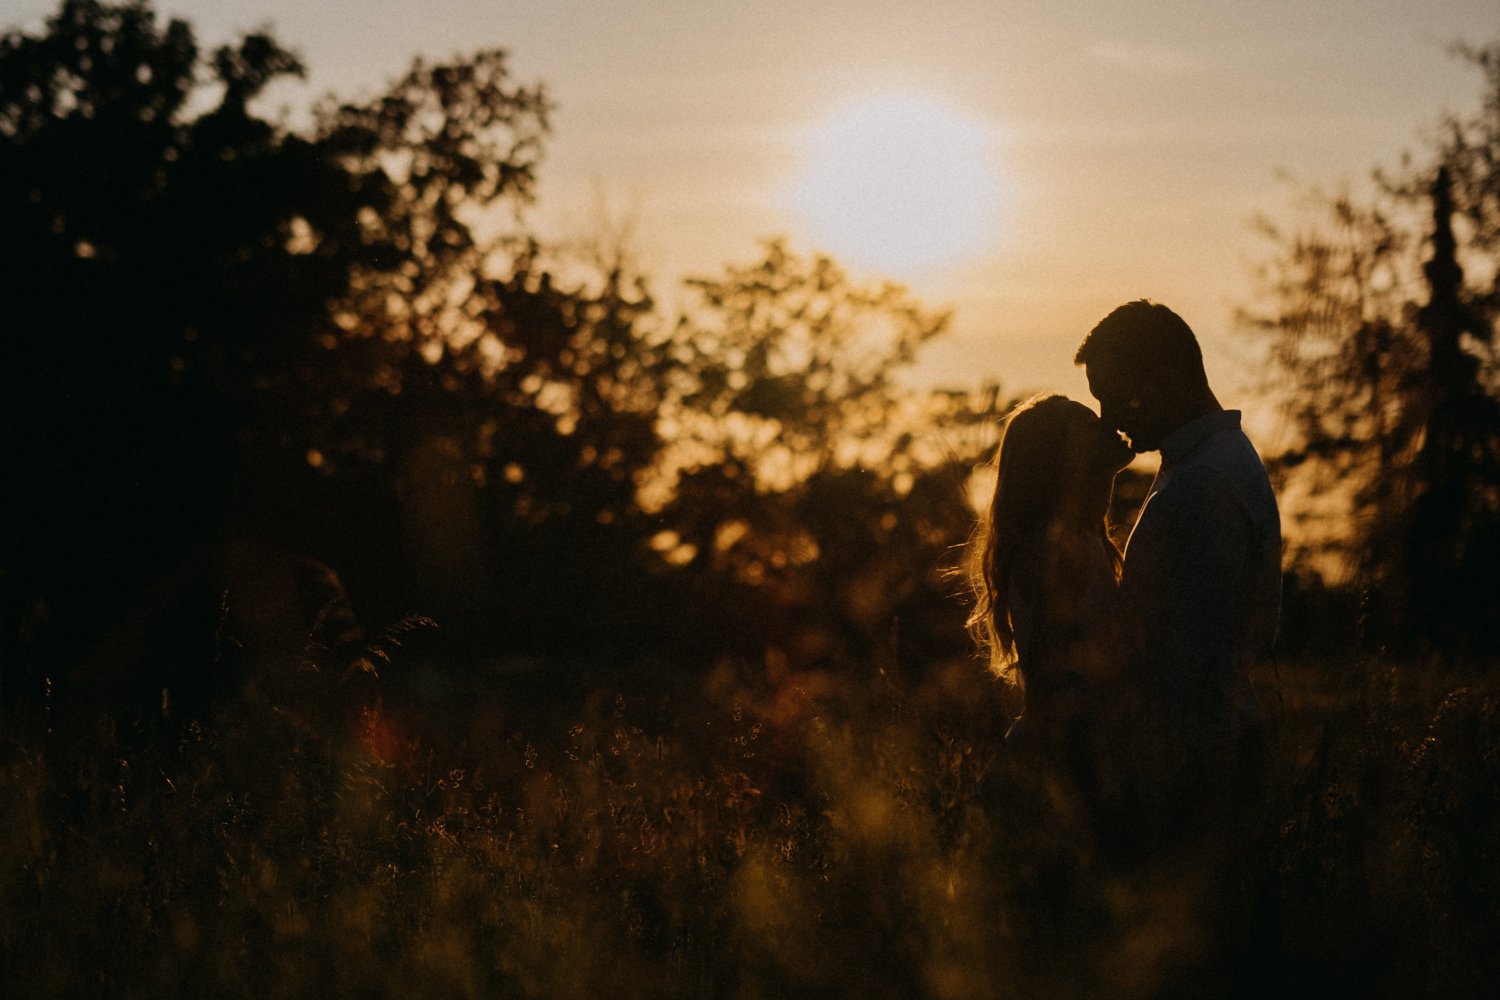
1155, 429, 1279, 532
1175, 419, 1272, 481
1147, 462, 1243, 529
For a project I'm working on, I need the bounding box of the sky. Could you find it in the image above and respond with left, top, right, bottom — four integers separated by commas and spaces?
8, 0, 1500, 409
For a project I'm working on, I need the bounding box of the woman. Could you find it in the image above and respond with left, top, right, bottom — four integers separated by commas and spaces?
968, 393, 1134, 782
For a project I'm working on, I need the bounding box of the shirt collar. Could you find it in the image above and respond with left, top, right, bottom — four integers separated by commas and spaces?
1160, 409, 1241, 465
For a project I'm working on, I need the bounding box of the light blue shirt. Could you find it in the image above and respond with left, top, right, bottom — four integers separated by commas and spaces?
1120, 410, 1282, 755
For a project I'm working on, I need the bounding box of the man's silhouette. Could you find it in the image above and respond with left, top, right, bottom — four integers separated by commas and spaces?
1075, 299, 1282, 995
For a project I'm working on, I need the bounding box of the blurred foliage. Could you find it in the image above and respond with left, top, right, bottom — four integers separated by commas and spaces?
1242, 42, 1500, 657
2, 656, 1498, 999
0, 1, 1000, 725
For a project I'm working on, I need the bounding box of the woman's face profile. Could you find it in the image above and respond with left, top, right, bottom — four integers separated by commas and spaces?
1058, 403, 1132, 509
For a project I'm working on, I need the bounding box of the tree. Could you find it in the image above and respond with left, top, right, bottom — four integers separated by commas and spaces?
653, 242, 997, 678
2, 2, 998, 725
1, 0, 352, 706
1242, 42, 1500, 655
0, 0, 557, 707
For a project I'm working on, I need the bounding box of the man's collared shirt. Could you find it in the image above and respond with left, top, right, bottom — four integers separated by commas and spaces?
1120, 409, 1282, 751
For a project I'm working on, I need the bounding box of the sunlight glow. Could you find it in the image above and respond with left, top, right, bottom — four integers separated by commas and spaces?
789, 94, 1006, 278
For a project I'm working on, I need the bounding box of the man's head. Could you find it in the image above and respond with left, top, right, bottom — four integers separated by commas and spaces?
1074, 300, 1216, 453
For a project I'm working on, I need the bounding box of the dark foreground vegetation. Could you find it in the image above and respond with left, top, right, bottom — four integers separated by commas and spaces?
3, 655, 1498, 999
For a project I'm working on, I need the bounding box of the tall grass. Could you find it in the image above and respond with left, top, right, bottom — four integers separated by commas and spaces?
2, 653, 1497, 998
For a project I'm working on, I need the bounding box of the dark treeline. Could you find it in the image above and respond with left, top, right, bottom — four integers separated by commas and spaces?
0, 1, 1001, 728
5, 0, 1500, 740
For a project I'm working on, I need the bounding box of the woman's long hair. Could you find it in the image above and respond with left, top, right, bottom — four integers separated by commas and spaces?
966, 394, 1122, 676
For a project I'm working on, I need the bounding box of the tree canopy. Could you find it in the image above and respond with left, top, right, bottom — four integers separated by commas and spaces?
0, 1, 998, 722
1243, 42, 1500, 656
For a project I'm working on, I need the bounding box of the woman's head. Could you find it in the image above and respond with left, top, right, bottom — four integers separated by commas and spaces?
993, 394, 1131, 529
967, 393, 1130, 671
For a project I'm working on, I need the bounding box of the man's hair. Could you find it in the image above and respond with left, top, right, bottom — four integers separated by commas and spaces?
1073, 299, 1206, 386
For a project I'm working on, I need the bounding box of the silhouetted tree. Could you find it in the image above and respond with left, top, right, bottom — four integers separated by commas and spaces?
2, 2, 998, 725
2, 1, 350, 711
0, 1, 554, 709
655, 242, 997, 677
1242, 42, 1500, 656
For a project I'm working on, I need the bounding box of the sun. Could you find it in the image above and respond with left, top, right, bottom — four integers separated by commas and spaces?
788, 93, 1005, 278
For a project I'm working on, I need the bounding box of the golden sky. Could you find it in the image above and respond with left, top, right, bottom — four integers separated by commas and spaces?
12, 0, 1499, 407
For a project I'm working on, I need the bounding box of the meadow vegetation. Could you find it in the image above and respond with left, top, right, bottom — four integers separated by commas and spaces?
3, 652, 1497, 999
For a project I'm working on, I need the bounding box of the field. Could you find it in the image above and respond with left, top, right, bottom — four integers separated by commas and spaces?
2, 654, 1498, 999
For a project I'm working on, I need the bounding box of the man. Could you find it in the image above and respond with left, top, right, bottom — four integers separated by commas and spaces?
1075, 299, 1280, 789
1075, 299, 1282, 994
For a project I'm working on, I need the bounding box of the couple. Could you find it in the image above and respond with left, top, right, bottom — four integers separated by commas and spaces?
971, 299, 1281, 841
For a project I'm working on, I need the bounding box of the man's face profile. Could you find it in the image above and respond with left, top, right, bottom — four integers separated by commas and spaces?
1086, 362, 1166, 454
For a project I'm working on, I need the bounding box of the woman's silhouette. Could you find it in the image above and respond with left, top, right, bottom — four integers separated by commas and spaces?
968, 393, 1134, 795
